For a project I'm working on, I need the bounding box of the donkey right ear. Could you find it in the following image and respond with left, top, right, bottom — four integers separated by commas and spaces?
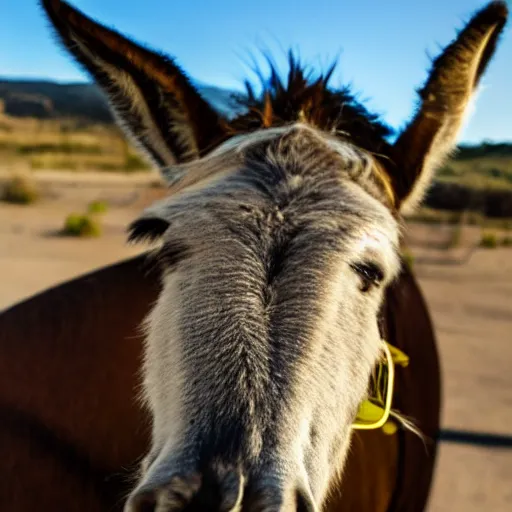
41, 0, 228, 174
386, 1, 508, 213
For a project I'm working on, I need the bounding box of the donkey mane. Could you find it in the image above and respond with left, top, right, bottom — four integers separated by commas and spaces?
228, 51, 394, 156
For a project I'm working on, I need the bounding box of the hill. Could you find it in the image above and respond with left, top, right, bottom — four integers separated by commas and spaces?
0, 77, 244, 174
1, 77, 512, 216
0, 78, 242, 121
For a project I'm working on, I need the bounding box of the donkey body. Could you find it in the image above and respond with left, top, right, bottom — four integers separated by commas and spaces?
0, 1, 507, 510
0, 253, 439, 512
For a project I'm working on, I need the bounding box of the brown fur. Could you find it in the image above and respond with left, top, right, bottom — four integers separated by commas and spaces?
228, 51, 393, 156
0, 254, 440, 511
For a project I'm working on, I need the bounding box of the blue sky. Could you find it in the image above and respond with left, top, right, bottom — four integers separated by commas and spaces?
1, 0, 511, 143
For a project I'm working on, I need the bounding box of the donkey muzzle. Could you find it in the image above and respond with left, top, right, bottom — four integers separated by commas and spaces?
124, 463, 317, 512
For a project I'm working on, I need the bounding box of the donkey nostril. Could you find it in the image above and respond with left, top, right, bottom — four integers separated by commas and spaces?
127, 490, 157, 512
296, 488, 316, 512
126, 473, 203, 512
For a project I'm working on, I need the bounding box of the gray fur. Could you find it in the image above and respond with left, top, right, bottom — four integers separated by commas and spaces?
130, 124, 401, 508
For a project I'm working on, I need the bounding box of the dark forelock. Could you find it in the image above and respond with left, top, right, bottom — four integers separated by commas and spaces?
228, 51, 394, 156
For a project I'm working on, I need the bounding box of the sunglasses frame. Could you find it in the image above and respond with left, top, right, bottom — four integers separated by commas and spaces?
351, 341, 395, 431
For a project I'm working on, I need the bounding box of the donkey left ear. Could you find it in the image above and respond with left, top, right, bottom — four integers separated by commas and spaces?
41, 0, 228, 175
387, 1, 508, 213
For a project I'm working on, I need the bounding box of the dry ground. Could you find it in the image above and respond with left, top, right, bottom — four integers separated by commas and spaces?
0, 171, 511, 511
403, 225, 512, 512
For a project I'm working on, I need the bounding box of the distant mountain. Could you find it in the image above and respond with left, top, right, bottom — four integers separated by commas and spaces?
0, 78, 244, 122
2, 77, 511, 154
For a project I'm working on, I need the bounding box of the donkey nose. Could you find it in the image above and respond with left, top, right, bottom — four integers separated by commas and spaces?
126, 473, 202, 512
243, 485, 316, 512
125, 471, 317, 512
125, 468, 243, 512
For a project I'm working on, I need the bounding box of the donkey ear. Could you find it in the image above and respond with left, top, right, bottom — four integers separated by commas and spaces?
41, 0, 227, 173
387, 1, 508, 213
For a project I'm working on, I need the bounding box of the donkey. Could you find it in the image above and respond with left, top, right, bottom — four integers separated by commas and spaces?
0, 249, 439, 512
1, 0, 507, 510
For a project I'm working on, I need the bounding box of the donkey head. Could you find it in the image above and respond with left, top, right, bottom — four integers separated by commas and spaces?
42, 1, 507, 510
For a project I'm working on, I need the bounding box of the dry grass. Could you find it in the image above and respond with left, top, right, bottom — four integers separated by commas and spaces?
438, 158, 512, 190
0, 113, 151, 172
405, 207, 512, 230
3, 112, 512, 188
1, 175, 39, 204
438, 144, 512, 190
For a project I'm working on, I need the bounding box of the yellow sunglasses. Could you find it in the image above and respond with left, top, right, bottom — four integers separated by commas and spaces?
351, 341, 409, 433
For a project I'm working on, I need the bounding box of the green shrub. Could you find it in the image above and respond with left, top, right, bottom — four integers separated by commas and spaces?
466, 213, 482, 226
62, 213, 101, 237
30, 157, 78, 170
479, 232, 498, 248
401, 249, 415, 269
448, 224, 463, 248
87, 200, 108, 214
501, 236, 512, 247
94, 162, 120, 171
92, 156, 150, 172
438, 165, 458, 177
124, 152, 151, 171
1, 176, 39, 204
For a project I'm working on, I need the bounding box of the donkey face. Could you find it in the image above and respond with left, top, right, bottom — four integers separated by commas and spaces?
129, 124, 403, 509
42, 1, 507, 510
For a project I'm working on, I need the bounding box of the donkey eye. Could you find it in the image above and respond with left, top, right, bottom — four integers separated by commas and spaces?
351, 262, 384, 292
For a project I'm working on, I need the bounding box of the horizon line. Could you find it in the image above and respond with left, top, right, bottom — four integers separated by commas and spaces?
1, 73, 511, 146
